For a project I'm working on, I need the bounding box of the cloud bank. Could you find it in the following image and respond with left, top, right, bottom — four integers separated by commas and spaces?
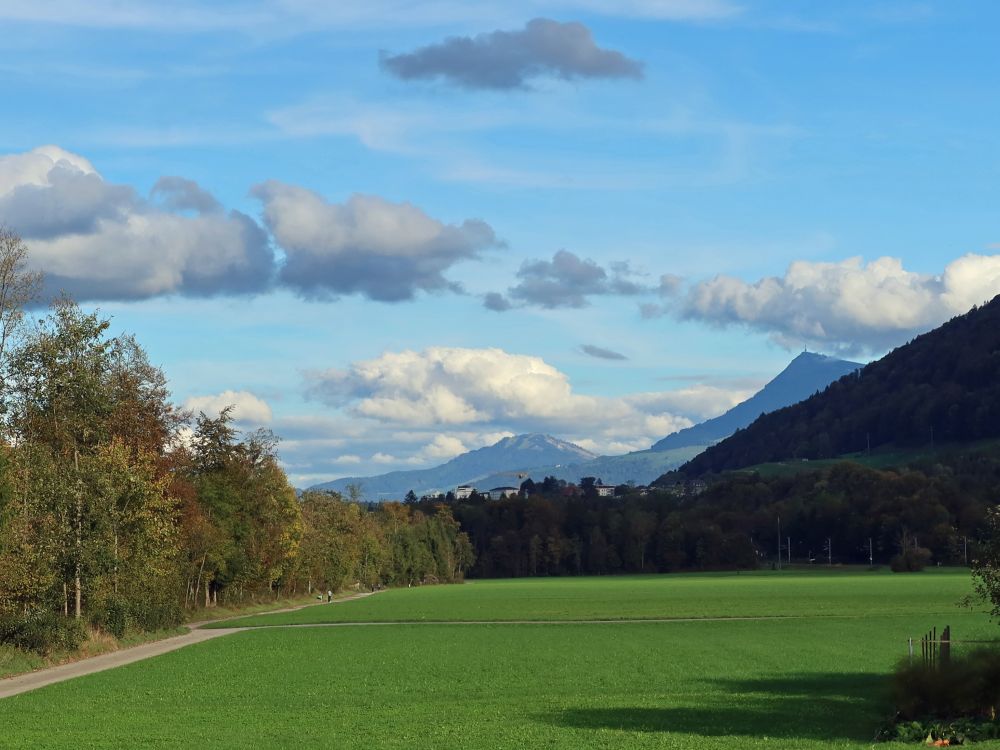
676, 254, 1000, 354
0, 146, 272, 302
301, 346, 755, 459
380, 18, 643, 90
253, 180, 500, 302
0, 146, 501, 305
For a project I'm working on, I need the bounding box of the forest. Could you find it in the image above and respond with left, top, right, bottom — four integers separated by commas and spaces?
425, 451, 999, 578
676, 295, 1000, 476
0, 230, 473, 654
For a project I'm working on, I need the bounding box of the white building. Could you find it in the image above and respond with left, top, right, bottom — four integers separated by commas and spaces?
454, 485, 475, 500
595, 484, 616, 498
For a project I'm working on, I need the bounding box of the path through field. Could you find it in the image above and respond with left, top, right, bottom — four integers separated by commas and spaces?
0, 590, 379, 700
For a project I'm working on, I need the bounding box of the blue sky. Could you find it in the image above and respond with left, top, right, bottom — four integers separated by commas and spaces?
2, 0, 998, 486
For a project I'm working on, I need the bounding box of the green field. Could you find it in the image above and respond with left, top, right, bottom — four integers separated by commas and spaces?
216, 568, 975, 626
1, 570, 998, 749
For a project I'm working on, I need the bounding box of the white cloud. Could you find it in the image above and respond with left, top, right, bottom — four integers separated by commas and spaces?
416, 434, 469, 461
0, 146, 274, 301
253, 181, 500, 302
184, 390, 273, 425
303, 346, 725, 460
677, 254, 1000, 354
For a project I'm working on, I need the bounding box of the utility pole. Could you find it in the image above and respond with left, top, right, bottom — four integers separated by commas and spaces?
777, 515, 782, 570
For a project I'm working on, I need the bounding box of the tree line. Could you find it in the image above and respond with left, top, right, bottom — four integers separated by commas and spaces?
0, 230, 473, 653
415, 453, 998, 579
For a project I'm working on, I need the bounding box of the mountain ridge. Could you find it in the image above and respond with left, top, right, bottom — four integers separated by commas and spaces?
309, 433, 595, 498
650, 351, 862, 451
672, 296, 1000, 478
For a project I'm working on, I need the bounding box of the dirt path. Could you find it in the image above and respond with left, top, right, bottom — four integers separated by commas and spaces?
0, 591, 379, 700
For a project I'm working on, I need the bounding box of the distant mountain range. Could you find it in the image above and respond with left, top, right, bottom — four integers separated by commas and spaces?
309, 434, 595, 499
671, 295, 1000, 478
309, 351, 862, 499
484, 351, 862, 487
650, 352, 862, 452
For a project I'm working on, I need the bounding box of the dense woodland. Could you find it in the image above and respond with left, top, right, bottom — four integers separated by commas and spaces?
420, 451, 999, 578
0, 231, 472, 653
676, 296, 1000, 476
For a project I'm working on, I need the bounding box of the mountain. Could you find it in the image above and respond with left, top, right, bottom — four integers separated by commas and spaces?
476, 352, 863, 487
309, 353, 864, 498
309, 434, 596, 499
472, 444, 705, 489
673, 296, 1000, 478
650, 351, 862, 451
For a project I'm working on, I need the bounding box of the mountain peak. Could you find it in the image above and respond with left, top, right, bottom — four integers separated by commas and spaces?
308, 432, 595, 499
650, 352, 861, 453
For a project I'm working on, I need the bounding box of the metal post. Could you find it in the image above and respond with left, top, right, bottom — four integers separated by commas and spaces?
777, 515, 781, 571
869, 537, 873, 567
908, 637, 913, 664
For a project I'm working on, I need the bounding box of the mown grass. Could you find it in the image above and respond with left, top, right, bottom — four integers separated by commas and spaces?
2, 571, 996, 749
1, 613, 997, 749
213, 568, 976, 627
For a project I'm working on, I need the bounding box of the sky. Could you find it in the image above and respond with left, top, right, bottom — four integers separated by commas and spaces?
1, 0, 999, 487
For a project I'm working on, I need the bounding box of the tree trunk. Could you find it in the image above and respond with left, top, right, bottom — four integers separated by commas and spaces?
205, 579, 210, 608
74, 448, 82, 619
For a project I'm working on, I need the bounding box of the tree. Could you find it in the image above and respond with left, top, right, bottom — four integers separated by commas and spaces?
971, 506, 1000, 620
0, 227, 42, 388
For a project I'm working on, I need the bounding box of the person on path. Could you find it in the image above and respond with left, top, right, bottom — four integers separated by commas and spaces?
327, 589, 333, 603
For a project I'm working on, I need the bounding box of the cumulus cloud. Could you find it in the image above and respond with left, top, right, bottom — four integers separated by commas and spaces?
253, 180, 500, 302
302, 346, 737, 460
488, 249, 646, 310
0, 146, 274, 301
151, 175, 221, 213
183, 390, 273, 425
580, 344, 627, 360
379, 18, 643, 90
679, 254, 1000, 354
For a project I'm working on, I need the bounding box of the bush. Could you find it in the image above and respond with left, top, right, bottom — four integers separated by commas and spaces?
891, 648, 1000, 720
91, 597, 130, 639
0, 609, 86, 654
891, 546, 933, 572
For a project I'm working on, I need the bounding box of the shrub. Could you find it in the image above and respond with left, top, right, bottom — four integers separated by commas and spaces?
891, 546, 933, 572
0, 609, 86, 654
891, 648, 1000, 720
91, 597, 130, 639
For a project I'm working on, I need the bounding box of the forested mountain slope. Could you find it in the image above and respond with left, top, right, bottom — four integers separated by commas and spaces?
675, 296, 1000, 477
650, 351, 860, 452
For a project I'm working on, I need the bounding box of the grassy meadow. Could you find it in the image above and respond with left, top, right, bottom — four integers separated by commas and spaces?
216, 567, 975, 626
1, 569, 998, 749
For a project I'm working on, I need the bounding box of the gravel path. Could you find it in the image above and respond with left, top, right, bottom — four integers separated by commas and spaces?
0, 591, 379, 700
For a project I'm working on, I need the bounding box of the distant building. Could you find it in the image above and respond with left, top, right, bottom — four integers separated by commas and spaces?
454, 485, 475, 500
421, 491, 445, 501
595, 484, 616, 497
487, 486, 519, 501
663, 480, 707, 498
